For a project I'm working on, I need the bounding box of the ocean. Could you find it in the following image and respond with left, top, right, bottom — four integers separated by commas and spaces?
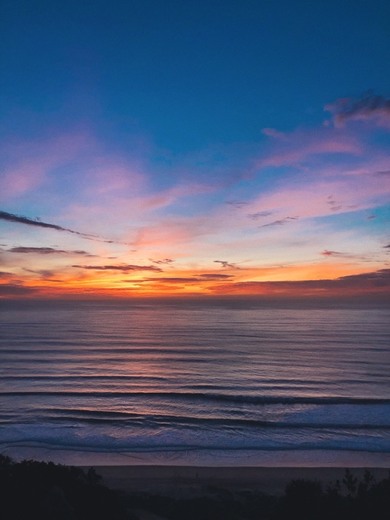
1, 299, 389, 467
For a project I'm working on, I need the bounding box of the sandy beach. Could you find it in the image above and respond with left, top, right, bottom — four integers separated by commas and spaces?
93, 465, 390, 498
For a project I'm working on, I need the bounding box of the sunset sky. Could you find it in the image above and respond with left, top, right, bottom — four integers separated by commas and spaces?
1, 0, 389, 300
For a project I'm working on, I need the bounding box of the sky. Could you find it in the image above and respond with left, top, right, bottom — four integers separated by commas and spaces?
0, 0, 389, 300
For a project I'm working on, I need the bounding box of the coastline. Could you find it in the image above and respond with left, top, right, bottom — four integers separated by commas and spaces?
3, 444, 390, 469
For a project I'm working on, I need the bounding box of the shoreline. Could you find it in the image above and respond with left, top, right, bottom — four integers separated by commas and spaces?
4, 446, 390, 469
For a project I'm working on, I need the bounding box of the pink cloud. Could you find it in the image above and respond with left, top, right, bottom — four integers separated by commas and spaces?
132, 216, 210, 249
138, 182, 215, 211
261, 128, 287, 139
0, 132, 93, 201
247, 174, 389, 222
257, 128, 361, 169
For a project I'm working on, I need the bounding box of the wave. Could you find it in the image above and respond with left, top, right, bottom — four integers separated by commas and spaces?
1, 390, 390, 405
15, 411, 390, 430
2, 425, 389, 455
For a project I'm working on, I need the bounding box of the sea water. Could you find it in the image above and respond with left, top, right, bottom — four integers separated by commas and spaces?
0, 300, 389, 466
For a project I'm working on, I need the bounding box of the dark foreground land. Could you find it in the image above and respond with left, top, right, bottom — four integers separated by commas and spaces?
1, 455, 389, 520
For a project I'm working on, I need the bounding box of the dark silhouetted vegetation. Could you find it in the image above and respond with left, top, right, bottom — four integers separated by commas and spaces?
124, 469, 390, 520
0, 455, 131, 520
0, 456, 389, 520
273, 469, 390, 520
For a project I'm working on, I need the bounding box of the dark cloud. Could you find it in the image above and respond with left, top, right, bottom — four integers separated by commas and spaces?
326, 92, 390, 127
259, 216, 298, 228
321, 250, 346, 257
384, 244, 390, 249
23, 268, 63, 281
72, 264, 162, 272
0, 210, 91, 236
321, 250, 371, 262
326, 196, 357, 213
8, 246, 93, 256
143, 274, 234, 284
340, 269, 390, 286
149, 258, 174, 265
214, 269, 390, 295
145, 277, 199, 283
199, 273, 233, 280
326, 195, 343, 212
0, 271, 11, 278
0, 283, 37, 297
247, 211, 273, 220
0, 210, 130, 246
214, 260, 239, 269
226, 200, 248, 208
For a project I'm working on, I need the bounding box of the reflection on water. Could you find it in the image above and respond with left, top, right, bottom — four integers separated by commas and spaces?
0, 301, 389, 465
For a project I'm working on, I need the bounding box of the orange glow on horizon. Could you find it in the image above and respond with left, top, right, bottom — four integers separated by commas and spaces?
1, 261, 387, 300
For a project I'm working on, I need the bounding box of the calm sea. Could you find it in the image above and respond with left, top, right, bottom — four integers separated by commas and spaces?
1, 300, 389, 467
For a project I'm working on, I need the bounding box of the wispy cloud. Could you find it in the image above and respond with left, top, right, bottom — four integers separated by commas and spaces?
247, 211, 273, 220
259, 216, 298, 228
321, 250, 348, 257
0, 210, 130, 245
23, 268, 62, 281
326, 92, 390, 128
0, 210, 99, 239
326, 195, 345, 212
214, 260, 240, 269
72, 264, 162, 272
0, 132, 92, 201
212, 269, 390, 297
124, 272, 235, 288
199, 273, 233, 280
8, 246, 93, 256
144, 273, 234, 284
143, 277, 200, 284
149, 258, 175, 265
258, 126, 360, 170
226, 200, 249, 209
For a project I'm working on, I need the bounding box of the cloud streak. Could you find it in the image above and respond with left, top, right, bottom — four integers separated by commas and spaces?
0, 210, 130, 245
142, 273, 234, 284
149, 258, 175, 265
259, 216, 298, 228
8, 246, 93, 256
326, 92, 390, 128
72, 264, 162, 272
214, 260, 240, 269
212, 269, 390, 297
0, 283, 38, 297
247, 211, 273, 220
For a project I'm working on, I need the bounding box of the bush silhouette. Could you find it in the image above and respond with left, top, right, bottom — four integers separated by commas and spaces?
1, 458, 388, 520
0, 455, 129, 520
272, 470, 390, 520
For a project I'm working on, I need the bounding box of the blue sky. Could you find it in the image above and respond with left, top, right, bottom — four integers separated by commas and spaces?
0, 0, 389, 298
